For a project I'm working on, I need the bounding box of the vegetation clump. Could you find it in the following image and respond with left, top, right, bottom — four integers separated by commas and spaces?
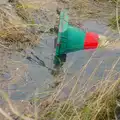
0, 0, 41, 49
109, 16, 120, 29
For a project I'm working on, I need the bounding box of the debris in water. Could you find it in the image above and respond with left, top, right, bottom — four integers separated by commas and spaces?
31, 52, 46, 67
50, 81, 61, 88
26, 50, 56, 72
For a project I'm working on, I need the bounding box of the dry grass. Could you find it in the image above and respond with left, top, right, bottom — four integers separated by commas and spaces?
0, 56, 120, 120
0, 0, 57, 49
0, 0, 42, 49
0, 0, 116, 49
0, 0, 120, 120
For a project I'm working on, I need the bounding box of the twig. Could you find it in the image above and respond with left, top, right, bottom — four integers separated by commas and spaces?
0, 108, 13, 120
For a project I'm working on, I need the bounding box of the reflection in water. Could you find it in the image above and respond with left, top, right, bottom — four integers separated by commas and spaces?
54, 54, 67, 67
51, 54, 67, 76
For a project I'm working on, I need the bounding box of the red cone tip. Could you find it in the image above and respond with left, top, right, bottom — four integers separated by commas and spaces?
84, 32, 99, 49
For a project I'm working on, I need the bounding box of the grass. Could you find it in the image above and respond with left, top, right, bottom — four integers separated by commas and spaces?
0, 56, 120, 120
108, 0, 120, 30
0, 0, 117, 49
39, 56, 120, 120
0, 0, 120, 120
0, 0, 41, 50
109, 16, 120, 29
95, 0, 117, 2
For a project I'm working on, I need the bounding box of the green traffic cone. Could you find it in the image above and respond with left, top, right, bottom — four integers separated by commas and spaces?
54, 9, 109, 65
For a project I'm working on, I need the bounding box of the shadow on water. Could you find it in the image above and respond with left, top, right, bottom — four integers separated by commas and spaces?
9, 20, 120, 101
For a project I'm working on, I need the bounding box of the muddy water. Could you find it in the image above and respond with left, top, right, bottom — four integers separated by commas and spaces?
9, 35, 56, 100
9, 20, 120, 100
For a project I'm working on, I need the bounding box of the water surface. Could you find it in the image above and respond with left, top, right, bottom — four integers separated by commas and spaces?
9, 20, 120, 100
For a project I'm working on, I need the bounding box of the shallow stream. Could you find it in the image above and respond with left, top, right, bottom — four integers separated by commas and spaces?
8, 20, 120, 101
